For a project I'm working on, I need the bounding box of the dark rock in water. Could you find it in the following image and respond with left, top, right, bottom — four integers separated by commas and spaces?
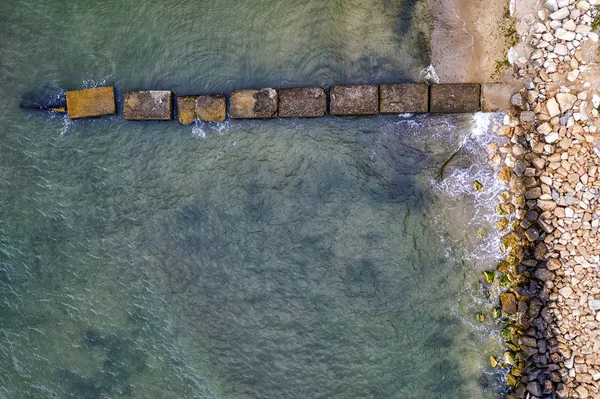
66, 87, 116, 119
123, 90, 173, 121
19, 87, 66, 112
500, 292, 517, 313
230, 88, 277, 119
430, 84, 481, 113
278, 87, 326, 118
330, 85, 378, 116
379, 83, 429, 113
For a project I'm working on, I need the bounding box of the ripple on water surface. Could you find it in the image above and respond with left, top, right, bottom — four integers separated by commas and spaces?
1, 0, 505, 398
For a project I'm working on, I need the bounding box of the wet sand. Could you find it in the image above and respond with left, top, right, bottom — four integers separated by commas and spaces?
430, 0, 516, 83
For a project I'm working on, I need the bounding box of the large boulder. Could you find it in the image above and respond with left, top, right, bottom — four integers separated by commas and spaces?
278, 87, 326, 118
430, 84, 481, 113
330, 85, 378, 116
66, 86, 116, 119
379, 83, 429, 113
230, 88, 277, 119
123, 91, 173, 120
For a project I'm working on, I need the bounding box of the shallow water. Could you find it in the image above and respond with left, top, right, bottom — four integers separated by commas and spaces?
1, 1, 505, 398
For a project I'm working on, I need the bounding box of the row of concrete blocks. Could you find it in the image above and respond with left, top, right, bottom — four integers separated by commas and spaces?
65, 83, 512, 123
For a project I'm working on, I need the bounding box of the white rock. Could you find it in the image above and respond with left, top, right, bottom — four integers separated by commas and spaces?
550, 7, 570, 19
547, 98, 561, 117
589, 32, 599, 42
592, 94, 600, 109
543, 32, 555, 41
568, 69, 580, 81
554, 43, 568, 55
590, 296, 600, 311
546, 132, 560, 143
576, 25, 592, 35
549, 20, 563, 30
577, 0, 591, 10
563, 20, 577, 31
557, 0, 570, 6
556, 28, 577, 41
532, 22, 547, 34
545, 0, 559, 10
556, 93, 578, 112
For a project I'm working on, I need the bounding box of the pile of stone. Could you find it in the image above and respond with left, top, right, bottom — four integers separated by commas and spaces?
488, 0, 600, 398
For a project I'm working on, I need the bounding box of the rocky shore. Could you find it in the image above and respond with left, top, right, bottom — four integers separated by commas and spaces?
488, 0, 600, 397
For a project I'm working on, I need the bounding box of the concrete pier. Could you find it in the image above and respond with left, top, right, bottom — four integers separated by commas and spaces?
62, 82, 516, 122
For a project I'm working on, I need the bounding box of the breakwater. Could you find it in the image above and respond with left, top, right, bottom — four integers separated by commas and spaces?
56, 83, 518, 123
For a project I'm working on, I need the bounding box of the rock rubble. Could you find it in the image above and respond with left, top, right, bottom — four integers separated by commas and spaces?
488, 1, 600, 398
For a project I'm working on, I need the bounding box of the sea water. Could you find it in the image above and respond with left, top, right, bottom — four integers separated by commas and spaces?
1, 1, 506, 398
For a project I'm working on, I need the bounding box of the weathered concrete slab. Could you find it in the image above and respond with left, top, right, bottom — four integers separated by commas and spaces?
230, 88, 277, 119
430, 84, 481, 113
124, 90, 173, 120
379, 83, 429, 114
66, 86, 116, 119
196, 94, 226, 122
278, 87, 326, 118
330, 85, 378, 116
177, 94, 226, 124
481, 83, 522, 112
177, 96, 198, 125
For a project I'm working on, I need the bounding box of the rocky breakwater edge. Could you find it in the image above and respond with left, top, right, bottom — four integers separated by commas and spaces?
486, 0, 600, 397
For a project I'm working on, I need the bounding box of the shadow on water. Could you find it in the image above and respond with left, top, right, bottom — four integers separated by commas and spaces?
132, 119, 474, 398
58, 329, 146, 398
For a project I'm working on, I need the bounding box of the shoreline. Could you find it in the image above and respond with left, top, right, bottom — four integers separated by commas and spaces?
431, 0, 600, 396
479, 0, 600, 398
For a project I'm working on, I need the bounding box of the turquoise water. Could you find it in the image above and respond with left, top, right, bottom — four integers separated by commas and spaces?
1, 1, 506, 398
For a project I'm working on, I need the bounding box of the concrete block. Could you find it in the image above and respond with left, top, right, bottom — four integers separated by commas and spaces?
278, 87, 326, 118
330, 85, 378, 116
196, 94, 226, 122
230, 88, 277, 119
177, 96, 198, 125
481, 83, 522, 112
430, 84, 481, 113
379, 83, 429, 113
66, 86, 116, 119
177, 94, 226, 125
124, 90, 173, 120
